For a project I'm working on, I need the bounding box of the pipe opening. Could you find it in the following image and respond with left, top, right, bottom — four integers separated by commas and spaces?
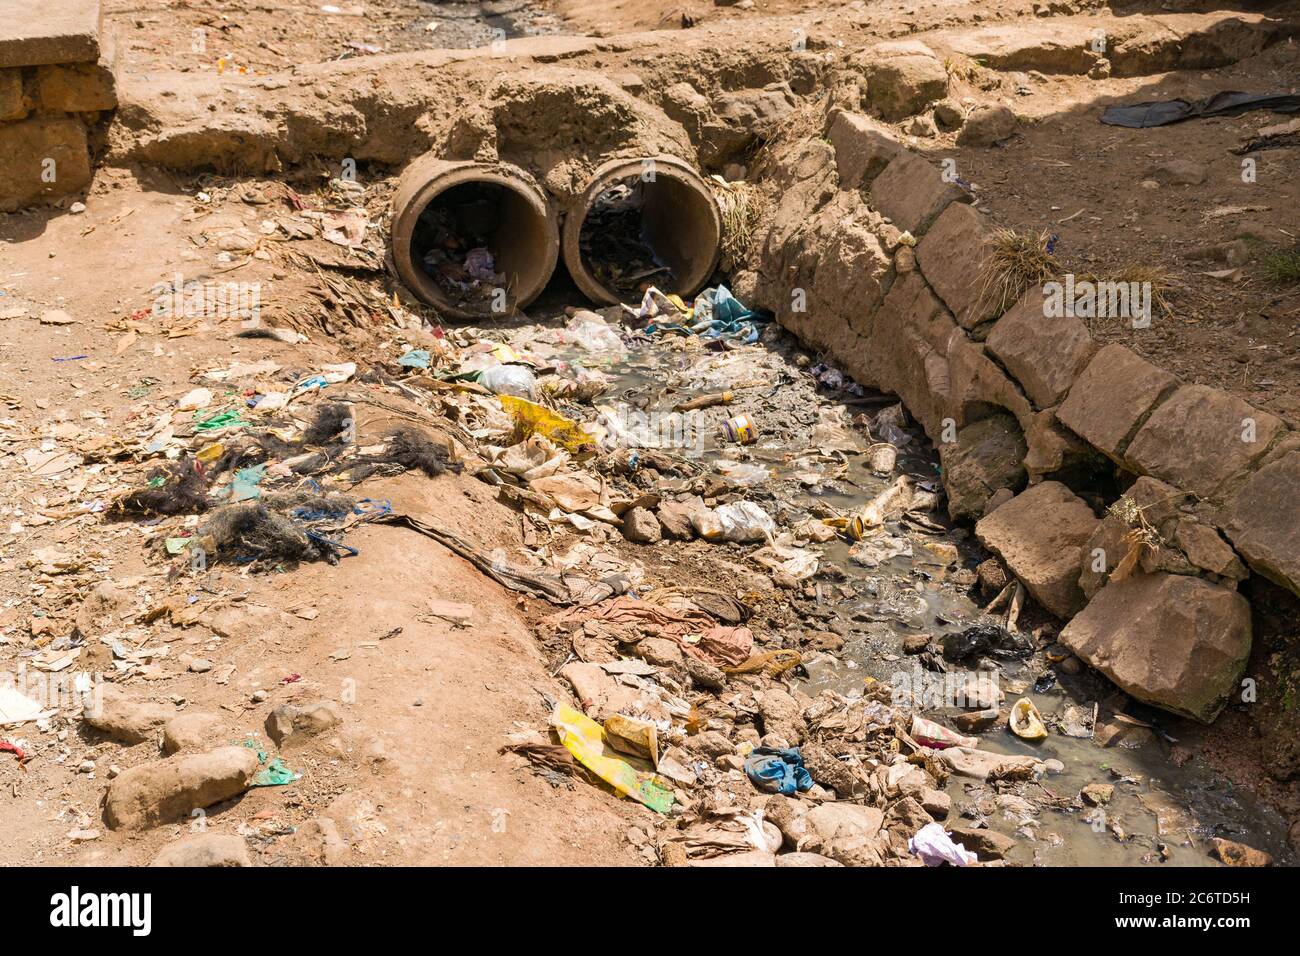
391, 160, 558, 320
564, 159, 721, 306
412, 182, 546, 313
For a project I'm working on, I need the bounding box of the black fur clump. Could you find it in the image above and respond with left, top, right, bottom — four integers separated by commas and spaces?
202, 503, 323, 564
302, 402, 353, 446
383, 426, 458, 477
336, 426, 460, 482
112, 458, 210, 517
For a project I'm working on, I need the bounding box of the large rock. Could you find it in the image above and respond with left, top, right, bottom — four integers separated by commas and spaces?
916, 202, 995, 329
162, 712, 223, 755
859, 271, 957, 438
149, 833, 252, 867
937, 21, 1103, 74
0, 70, 25, 121
804, 803, 886, 867
1056, 344, 1177, 461
0, 0, 103, 68
827, 109, 904, 188
975, 481, 1098, 618
854, 40, 949, 121
34, 59, 117, 113
985, 287, 1094, 408
939, 412, 1027, 521
1220, 449, 1300, 595
104, 746, 260, 830
0, 117, 92, 211
869, 151, 968, 235
1060, 572, 1251, 723
266, 700, 341, 747
1126, 385, 1285, 499
957, 105, 1019, 146
82, 688, 171, 745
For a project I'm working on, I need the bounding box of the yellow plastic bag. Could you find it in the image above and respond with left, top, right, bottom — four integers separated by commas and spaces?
499, 395, 595, 456
551, 704, 674, 813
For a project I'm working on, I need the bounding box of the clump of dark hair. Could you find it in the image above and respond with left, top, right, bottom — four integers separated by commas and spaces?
336, 426, 459, 482
112, 457, 210, 517
302, 402, 353, 446
199, 489, 358, 566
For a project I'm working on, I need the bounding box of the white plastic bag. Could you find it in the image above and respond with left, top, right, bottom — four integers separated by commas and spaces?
479, 364, 538, 399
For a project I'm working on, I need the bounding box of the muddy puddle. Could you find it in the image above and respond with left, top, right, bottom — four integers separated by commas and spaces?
398, 0, 563, 50
476, 299, 1295, 868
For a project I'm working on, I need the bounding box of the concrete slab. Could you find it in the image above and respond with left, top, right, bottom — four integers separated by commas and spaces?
0, 0, 102, 69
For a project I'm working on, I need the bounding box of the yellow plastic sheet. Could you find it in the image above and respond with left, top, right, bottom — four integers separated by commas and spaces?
551, 704, 674, 813
499, 396, 596, 456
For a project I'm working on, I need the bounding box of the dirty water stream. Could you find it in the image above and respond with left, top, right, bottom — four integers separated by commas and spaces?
478, 300, 1294, 868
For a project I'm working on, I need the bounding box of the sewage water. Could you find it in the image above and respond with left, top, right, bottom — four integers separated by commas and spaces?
487, 304, 1294, 868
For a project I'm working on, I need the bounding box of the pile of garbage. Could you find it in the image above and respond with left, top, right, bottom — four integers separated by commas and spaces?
413, 185, 508, 311
578, 180, 677, 298
332, 285, 1091, 867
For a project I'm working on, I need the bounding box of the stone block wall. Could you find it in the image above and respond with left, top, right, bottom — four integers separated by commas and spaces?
0, 0, 116, 211
742, 104, 1297, 723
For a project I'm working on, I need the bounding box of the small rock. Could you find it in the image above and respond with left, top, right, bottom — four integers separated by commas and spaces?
952, 708, 1000, 733
637, 636, 683, 667
68, 829, 100, 842
82, 689, 171, 745
162, 712, 223, 755
902, 633, 931, 654
265, 699, 342, 747
150, 833, 252, 867
957, 105, 1017, 146
621, 506, 662, 544
189, 658, 213, 673
947, 825, 1017, 860
1209, 837, 1272, 867
933, 100, 964, 130
69, 201, 87, 214
919, 788, 952, 819
1081, 783, 1114, 806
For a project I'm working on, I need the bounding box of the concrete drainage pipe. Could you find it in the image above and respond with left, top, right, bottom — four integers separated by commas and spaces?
391, 156, 559, 320
562, 156, 722, 306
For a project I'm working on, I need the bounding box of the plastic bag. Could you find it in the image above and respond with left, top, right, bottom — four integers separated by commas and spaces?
716, 461, 769, 486
557, 312, 625, 352
551, 704, 673, 813
692, 501, 775, 542
478, 364, 538, 400
499, 395, 595, 455
909, 822, 977, 866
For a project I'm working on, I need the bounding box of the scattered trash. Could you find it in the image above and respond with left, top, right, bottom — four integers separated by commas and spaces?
743, 747, 813, 795
909, 823, 977, 866
1009, 698, 1049, 741
551, 704, 673, 813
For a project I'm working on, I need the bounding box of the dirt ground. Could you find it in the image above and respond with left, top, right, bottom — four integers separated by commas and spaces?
926, 37, 1300, 426
2, 0, 1298, 868
0, 183, 645, 865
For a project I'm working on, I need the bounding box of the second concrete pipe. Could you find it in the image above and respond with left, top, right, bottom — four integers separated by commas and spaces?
391, 154, 721, 319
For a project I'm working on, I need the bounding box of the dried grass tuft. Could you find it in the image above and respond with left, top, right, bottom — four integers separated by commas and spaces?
977, 227, 1060, 315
